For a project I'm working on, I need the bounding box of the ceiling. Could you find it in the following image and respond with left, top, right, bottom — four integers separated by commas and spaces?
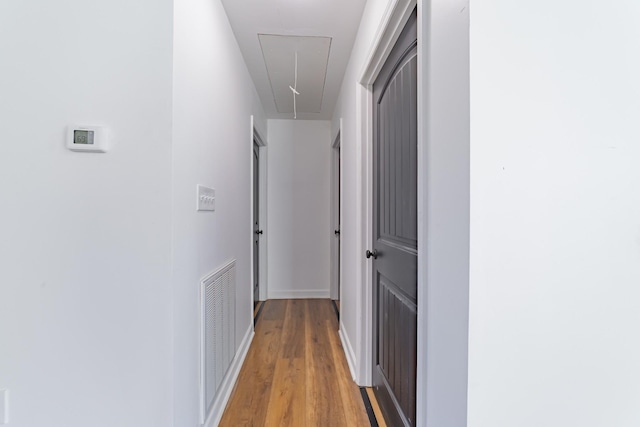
221, 0, 367, 120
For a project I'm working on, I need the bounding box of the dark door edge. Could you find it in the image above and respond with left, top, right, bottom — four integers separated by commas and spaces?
254, 301, 266, 327
331, 299, 340, 322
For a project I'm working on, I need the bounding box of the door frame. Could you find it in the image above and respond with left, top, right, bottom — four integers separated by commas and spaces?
356, 0, 417, 389
356, 1, 470, 426
330, 120, 343, 301
250, 116, 268, 311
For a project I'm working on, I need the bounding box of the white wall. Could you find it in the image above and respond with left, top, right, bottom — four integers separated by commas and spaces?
469, 1, 640, 426
267, 120, 331, 299
0, 0, 266, 426
419, 1, 471, 426
172, 0, 266, 425
0, 1, 174, 426
331, 0, 390, 381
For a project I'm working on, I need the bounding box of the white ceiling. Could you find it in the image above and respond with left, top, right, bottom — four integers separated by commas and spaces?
221, 0, 367, 120
259, 34, 331, 115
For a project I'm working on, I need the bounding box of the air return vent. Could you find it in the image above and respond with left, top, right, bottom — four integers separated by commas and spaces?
200, 260, 236, 424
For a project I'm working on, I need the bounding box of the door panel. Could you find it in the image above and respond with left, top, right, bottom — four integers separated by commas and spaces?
331, 138, 342, 305
377, 274, 417, 423
372, 8, 417, 427
253, 144, 260, 305
337, 145, 341, 303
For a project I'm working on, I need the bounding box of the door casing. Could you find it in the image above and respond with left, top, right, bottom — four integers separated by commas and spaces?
356, 0, 418, 389
251, 116, 268, 310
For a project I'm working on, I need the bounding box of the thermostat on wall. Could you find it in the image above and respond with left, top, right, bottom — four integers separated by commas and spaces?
67, 125, 108, 152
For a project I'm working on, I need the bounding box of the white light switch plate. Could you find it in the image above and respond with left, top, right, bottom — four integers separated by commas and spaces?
0, 389, 8, 424
197, 185, 215, 212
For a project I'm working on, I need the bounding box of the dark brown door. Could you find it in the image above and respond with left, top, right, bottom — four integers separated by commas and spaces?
337, 147, 341, 300
253, 143, 261, 306
371, 8, 418, 427
336, 144, 341, 304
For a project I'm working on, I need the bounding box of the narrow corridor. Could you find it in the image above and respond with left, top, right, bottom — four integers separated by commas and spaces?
219, 299, 376, 426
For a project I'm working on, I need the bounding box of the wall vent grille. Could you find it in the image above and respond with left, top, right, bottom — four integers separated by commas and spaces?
200, 259, 236, 424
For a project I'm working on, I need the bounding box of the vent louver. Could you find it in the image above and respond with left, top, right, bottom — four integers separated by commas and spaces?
200, 260, 236, 424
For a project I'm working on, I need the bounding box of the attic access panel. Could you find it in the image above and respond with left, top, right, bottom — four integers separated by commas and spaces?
258, 34, 332, 114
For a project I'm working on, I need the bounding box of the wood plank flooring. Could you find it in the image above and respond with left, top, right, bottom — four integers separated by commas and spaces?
220, 299, 372, 426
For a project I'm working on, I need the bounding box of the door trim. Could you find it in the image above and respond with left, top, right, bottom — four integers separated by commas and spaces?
356, 0, 417, 390
356, 1, 471, 426
359, 0, 417, 84
250, 116, 268, 312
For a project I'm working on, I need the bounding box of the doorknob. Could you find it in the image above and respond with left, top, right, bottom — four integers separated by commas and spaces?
255, 230, 263, 235
334, 230, 340, 236
365, 249, 378, 259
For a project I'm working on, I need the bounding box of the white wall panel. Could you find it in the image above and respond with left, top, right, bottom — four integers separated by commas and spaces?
469, 1, 640, 426
267, 120, 332, 298
0, 0, 174, 425
330, 0, 391, 383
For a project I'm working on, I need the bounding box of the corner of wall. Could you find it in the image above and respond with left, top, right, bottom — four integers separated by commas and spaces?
339, 324, 358, 381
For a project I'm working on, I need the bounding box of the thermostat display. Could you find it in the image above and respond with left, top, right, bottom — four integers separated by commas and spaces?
67, 125, 108, 152
74, 130, 94, 145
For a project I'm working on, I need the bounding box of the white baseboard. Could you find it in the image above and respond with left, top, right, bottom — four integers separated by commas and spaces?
339, 325, 357, 382
268, 289, 330, 299
204, 326, 254, 427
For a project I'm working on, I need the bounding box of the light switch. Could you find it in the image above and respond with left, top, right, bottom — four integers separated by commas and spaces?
197, 185, 215, 212
0, 389, 8, 425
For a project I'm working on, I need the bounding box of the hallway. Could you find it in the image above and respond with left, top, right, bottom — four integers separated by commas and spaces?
219, 300, 374, 426
5, 0, 640, 425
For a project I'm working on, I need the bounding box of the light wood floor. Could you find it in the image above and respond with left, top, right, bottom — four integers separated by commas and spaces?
220, 299, 372, 426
